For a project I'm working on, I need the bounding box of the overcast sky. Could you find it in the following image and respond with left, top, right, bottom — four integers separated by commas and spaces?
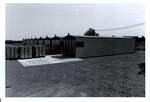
6, 3, 144, 40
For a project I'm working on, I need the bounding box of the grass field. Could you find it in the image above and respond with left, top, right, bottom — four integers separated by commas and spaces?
6, 51, 145, 97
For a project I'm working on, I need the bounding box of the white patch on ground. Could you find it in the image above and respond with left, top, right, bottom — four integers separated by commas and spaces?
18, 54, 83, 67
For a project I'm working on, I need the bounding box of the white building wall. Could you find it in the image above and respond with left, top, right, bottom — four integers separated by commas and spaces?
75, 37, 135, 58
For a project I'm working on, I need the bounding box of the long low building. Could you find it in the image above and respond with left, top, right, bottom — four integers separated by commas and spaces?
6, 34, 136, 59
63, 35, 136, 58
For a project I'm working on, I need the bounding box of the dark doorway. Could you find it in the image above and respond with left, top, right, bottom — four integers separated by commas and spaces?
32, 46, 36, 58
63, 34, 76, 57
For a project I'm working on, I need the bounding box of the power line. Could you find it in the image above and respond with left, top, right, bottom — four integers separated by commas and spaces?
95, 22, 145, 31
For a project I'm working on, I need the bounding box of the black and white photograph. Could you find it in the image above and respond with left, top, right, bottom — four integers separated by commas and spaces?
5, 3, 145, 97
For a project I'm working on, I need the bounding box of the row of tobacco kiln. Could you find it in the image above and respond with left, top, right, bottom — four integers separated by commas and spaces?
6, 45, 45, 59
22, 35, 63, 55
6, 34, 136, 60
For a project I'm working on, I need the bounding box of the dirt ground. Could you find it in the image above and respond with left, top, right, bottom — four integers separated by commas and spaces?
6, 51, 145, 97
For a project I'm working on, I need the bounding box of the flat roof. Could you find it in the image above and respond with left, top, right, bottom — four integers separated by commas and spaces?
68, 35, 134, 39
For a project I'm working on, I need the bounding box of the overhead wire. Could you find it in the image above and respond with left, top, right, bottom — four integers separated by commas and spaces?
95, 22, 145, 31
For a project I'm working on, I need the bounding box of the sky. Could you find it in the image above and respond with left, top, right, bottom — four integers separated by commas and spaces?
6, 3, 144, 40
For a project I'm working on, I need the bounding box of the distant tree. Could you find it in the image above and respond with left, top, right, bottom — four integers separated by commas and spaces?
84, 28, 99, 36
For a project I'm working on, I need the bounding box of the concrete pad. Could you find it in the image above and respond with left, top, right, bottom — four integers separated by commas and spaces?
18, 54, 82, 67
